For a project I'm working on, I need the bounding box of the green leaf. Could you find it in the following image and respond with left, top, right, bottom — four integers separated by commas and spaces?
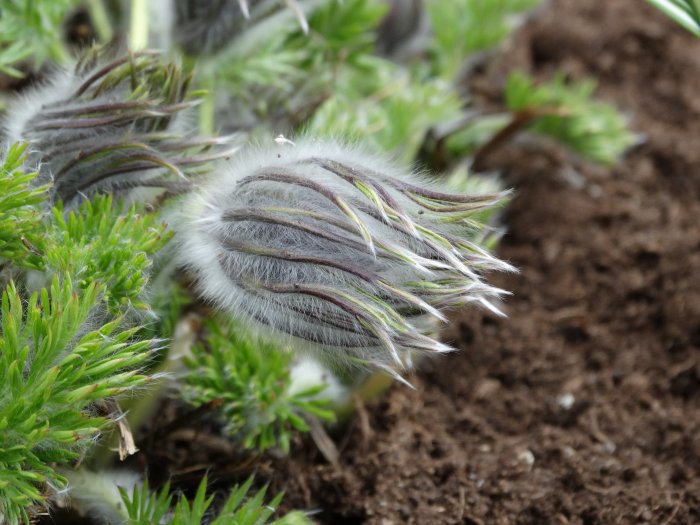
120, 476, 313, 525
0, 276, 156, 523
183, 319, 334, 453
504, 72, 638, 165
426, 0, 542, 79
0, 0, 81, 73
646, 0, 700, 37
47, 195, 171, 311
0, 144, 49, 270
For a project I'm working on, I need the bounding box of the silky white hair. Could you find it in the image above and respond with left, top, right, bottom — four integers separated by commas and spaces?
2, 47, 236, 209
171, 137, 514, 374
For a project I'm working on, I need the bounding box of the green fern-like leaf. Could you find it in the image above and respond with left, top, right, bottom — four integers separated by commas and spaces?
120, 476, 313, 525
0, 276, 157, 525
0, 144, 49, 270
0, 0, 80, 74
504, 72, 638, 164
306, 61, 462, 165
184, 319, 334, 452
426, 0, 541, 79
47, 195, 172, 311
646, 0, 700, 37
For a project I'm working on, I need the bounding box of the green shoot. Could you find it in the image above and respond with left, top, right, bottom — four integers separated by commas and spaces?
504, 72, 638, 165
306, 61, 462, 165
120, 476, 313, 525
0, 144, 48, 270
426, 0, 542, 79
646, 0, 700, 37
0, 276, 157, 525
0, 0, 80, 74
184, 319, 334, 452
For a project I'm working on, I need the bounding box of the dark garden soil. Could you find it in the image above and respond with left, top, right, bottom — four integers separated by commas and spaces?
111, 0, 700, 523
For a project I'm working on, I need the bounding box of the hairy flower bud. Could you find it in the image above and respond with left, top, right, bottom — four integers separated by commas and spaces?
165, 0, 315, 56
173, 139, 515, 374
2, 46, 237, 208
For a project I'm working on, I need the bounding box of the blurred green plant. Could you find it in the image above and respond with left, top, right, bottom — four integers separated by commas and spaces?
184, 319, 335, 452
196, 0, 387, 133
426, 0, 541, 79
428, 74, 637, 170
0, 0, 80, 75
121, 476, 312, 525
503, 72, 637, 165
306, 61, 462, 164
646, 0, 700, 36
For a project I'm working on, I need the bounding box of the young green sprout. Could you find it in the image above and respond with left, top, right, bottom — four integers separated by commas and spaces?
2, 46, 237, 209
174, 138, 515, 377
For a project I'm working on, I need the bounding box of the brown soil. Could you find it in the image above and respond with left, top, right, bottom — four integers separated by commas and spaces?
116, 1, 700, 523
266, 1, 700, 523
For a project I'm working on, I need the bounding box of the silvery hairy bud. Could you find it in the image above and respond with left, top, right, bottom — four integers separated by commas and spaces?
165, 0, 315, 56
173, 138, 515, 375
2, 46, 237, 208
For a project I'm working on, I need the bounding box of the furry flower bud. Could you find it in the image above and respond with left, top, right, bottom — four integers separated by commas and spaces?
174, 139, 514, 373
165, 0, 316, 56
2, 46, 237, 208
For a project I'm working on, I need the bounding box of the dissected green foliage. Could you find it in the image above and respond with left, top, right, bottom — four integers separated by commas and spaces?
442, 72, 638, 166
646, 0, 700, 36
0, 144, 48, 270
505, 72, 638, 165
217, 0, 386, 91
0, 149, 167, 523
0, 0, 82, 76
48, 196, 171, 311
306, 61, 462, 164
184, 319, 334, 452
426, 0, 541, 79
120, 476, 312, 525
0, 276, 156, 525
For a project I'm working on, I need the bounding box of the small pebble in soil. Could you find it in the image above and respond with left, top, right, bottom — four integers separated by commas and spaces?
517, 449, 536, 471
557, 392, 576, 410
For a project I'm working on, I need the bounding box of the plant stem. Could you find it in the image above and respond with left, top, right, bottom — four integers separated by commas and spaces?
87, 0, 114, 42
470, 108, 539, 172
129, 0, 149, 50
199, 78, 216, 136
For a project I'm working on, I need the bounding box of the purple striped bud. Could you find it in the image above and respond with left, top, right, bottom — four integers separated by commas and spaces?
2, 46, 238, 208
173, 138, 515, 374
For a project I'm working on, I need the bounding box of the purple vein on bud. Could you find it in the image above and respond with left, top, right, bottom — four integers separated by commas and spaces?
175, 138, 515, 373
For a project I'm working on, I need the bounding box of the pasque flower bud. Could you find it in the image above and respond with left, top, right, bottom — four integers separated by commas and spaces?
174, 138, 514, 374
168, 0, 315, 56
2, 46, 236, 208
